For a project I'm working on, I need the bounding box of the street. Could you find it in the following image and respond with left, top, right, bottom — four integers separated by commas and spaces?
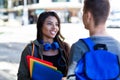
0, 23, 120, 80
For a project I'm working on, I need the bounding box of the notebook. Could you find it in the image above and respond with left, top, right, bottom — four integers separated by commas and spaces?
26, 55, 63, 80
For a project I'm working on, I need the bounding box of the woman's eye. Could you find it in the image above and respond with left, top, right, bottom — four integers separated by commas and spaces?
47, 22, 52, 25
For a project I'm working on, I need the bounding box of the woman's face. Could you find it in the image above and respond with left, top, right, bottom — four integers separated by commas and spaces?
42, 16, 59, 40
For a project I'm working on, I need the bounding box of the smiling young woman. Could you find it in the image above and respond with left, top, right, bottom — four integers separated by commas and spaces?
17, 11, 70, 80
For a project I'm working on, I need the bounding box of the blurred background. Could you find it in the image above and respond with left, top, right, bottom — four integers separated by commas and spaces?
0, 0, 84, 26
0, 0, 120, 80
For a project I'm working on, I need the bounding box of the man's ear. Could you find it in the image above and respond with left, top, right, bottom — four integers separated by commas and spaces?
86, 11, 92, 23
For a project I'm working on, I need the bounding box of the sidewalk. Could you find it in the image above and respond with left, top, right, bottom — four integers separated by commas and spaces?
0, 42, 27, 80
0, 62, 18, 80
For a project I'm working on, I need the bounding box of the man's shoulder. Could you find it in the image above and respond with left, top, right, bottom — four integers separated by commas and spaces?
72, 38, 84, 45
71, 38, 88, 51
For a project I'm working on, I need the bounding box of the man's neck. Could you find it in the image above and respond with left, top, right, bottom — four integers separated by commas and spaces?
89, 24, 108, 36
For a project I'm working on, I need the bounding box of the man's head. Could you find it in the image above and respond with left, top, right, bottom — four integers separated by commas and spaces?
83, 0, 110, 26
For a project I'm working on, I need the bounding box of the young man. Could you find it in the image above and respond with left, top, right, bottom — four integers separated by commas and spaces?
67, 0, 120, 79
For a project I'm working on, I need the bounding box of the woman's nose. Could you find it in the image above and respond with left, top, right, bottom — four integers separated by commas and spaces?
52, 24, 57, 28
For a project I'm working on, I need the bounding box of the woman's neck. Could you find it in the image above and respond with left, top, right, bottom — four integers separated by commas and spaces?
43, 38, 54, 43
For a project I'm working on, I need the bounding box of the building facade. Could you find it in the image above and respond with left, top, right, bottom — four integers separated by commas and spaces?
0, 0, 84, 25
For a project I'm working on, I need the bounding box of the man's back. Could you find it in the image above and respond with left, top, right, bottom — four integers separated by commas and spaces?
67, 0, 120, 79
67, 36, 120, 80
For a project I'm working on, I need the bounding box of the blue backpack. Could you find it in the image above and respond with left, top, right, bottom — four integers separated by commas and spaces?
75, 38, 120, 80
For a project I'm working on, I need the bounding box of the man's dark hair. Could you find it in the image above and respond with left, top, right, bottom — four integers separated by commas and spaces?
83, 0, 110, 26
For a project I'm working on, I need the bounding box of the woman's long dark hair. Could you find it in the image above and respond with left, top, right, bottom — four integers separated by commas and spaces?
36, 11, 70, 76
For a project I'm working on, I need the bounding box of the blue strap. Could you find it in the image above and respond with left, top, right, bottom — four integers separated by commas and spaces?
81, 37, 95, 51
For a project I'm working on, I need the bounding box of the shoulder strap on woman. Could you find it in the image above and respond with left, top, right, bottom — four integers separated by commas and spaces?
31, 42, 35, 56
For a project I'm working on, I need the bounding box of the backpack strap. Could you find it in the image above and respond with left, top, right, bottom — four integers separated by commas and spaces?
82, 38, 108, 51
81, 37, 95, 51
